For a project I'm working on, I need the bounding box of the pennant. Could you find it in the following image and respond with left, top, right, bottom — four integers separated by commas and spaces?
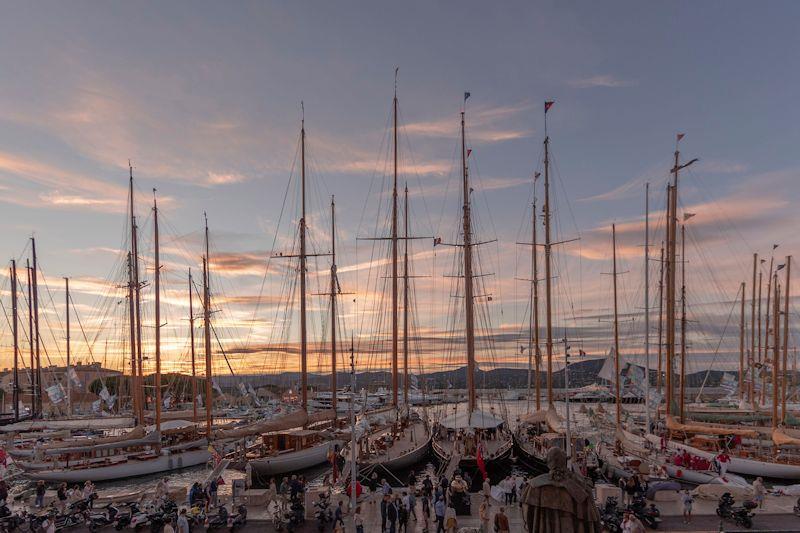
467, 149, 472, 157
677, 133, 685, 142
66, 367, 82, 388
544, 101, 554, 113
683, 213, 696, 221
777, 264, 786, 271
464, 92, 471, 102
774, 244, 780, 250
534, 172, 541, 180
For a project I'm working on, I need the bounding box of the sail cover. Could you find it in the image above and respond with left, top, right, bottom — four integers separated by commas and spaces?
773, 428, 800, 447
666, 415, 758, 438
212, 410, 308, 440
440, 409, 504, 430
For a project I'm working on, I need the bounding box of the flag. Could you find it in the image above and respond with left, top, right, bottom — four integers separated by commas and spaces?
46, 384, 66, 404
683, 213, 696, 221
467, 149, 472, 157
774, 244, 780, 250
476, 443, 488, 480
464, 92, 471, 102
534, 172, 541, 180
433, 237, 442, 246
677, 133, 685, 142
67, 366, 82, 388
544, 101, 554, 113
163, 394, 172, 409
777, 264, 786, 271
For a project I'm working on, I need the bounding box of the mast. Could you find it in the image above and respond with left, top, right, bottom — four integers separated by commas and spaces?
26, 260, 35, 416
530, 194, 541, 412
765, 255, 775, 398
657, 244, 665, 395
403, 185, 410, 406
153, 190, 162, 432
612, 224, 621, 427
330, 196, 338, 416
782, 256, 791, 422
31, 238, 41, 418
11, 260, 19, 421
772, 274, 780, 427
461, 105, 477, 414
299, 113, 309, 411
739, 281, 746, 401
127, 252, 138, 423
348, 336, 357, 516
65, 277, 71, 416
750, 253, 758, 404
679, 224, 687, 423
129, 164, 144, 422
543, 107, 554, 407
203, 215, 213, 436
391, 74, 399, 409
189, 269, 197, 422
644, 183, 651, 432
758, 271, 763, 405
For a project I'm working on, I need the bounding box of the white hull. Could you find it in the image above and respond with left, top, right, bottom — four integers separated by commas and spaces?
645, 434, 800, 479
250, 439, 343, 476
22, 449, 211, 482
1, 417, 135, 433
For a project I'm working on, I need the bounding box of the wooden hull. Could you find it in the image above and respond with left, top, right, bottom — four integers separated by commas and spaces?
249, 439, 343, 476
512, 434, 548, 473
21, 448, 211, 482
355, 431, 432, 472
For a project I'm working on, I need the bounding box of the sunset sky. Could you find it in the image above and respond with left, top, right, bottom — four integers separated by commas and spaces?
1, 2, 799, 382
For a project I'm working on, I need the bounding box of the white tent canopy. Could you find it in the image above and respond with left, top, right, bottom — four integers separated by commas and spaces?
440, 409, 504, 430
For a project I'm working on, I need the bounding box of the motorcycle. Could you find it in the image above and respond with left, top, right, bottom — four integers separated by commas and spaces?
205, 505, 229, 530
0, 505, 27, 532
599, 497, 622, 533
86, 502, 121, 532
227, 504, 247, 531
629, 496, 661, 529
113, 502, 142, 530
313, 492, 332, 532
716, 492, 756, 529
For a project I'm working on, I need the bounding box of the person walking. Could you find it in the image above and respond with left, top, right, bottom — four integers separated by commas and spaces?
482, 477, 491, 499
434, 495, 445, 533
176, 509, 190, 533
407, 488, 416, 520
753, 477, 766, 508
35, 481, 46, 508
56, 483, 68, 513
479, 496, 491, 533
387, 495, 399, 533
681, 490, 693, 524
493, 506, 510, 533
381, 495, 389, 533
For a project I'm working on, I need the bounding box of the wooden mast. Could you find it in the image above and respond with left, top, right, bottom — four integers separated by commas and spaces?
782, 257, 791, 422
612, 224, 621, 427
330, 196, 338, 416
153, 190, 162, 432
26, 261, 34, 416
390, 72, 400, 408
765, 256, 775, 406
11, 260, 19, 421
129, 164, 144, 423
461, 104, 477, 414
189, 269, 197, 422
203, 213, 213, 437
543, 107, 554, 407
403, 184, 410, 406
65, 277, 71, 416
127, 251, 138, 422
772, 274, 780, 427
758, 270, 763, 405
299, 112, 309, 411
679, 224, 687, 423
531, 194, 541, 412
739, 281, 746, 400
31, 238, 41, 418
644, 182, 651, 431
657, 244, 665, 395
750, 253, 758, 405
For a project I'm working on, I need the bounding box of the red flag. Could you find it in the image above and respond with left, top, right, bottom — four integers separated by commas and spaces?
467, 149, 472, 157
544, 101, 555, 114
476, 444, 488, 480
676, 133, 685, 142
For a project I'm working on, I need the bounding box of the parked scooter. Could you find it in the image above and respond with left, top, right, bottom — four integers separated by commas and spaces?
717, 492, 756, 529
629, 495, 661, 529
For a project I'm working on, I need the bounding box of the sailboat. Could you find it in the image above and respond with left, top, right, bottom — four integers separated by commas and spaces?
14, 177, 211, 482
346, 78, 432, 474
240, 114, 342, 478
514, 102, 569, 470
431, 94, 513, 472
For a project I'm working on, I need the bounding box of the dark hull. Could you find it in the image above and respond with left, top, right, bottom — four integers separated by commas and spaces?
512, 433, 548, 474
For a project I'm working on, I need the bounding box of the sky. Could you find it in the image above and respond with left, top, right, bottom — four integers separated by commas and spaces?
1, 1, 799, 382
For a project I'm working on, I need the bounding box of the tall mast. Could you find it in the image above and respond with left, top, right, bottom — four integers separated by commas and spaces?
644, 183, 651, 432
65, 277, 71, 416
189, 269, 197, 422
31, 238, 41, 417
772, 274, 780, 427
330, 196, 338, 416
203, 214, 213, 436
782, 257, 791, 422
612, 224, 621, 427
153, 190, 162, 432
391, 73, 400, 408
739, 281, 746, 401
765, 255, 775, 398
26, 261, 35, 416
750, 253, 757, 405
11, 260, 19, 421
530, 194, 541, 412
461, 104, 477, 414
299, 112, 309, 411
127, 252, 139, 423
543, 106, 554, 407
657, 244, 665, 396
403, 184, 410, 407
129, 164, 144, 422
679, 224, 687, 423
758, 271, 763, 405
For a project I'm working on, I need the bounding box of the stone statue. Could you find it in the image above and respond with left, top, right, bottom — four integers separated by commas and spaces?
521, 447, 601, 533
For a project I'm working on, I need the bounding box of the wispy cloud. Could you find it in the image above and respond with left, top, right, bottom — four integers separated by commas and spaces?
404, 102, 533, 144
569, 75, 635, 89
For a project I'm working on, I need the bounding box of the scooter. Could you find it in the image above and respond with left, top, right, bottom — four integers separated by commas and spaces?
629, 496, 661, 529
86, 502, 120, 532
205, 505, 229, 530
227, 504, 247, 531
716, 492, 756, 529
599, 497, 622, 533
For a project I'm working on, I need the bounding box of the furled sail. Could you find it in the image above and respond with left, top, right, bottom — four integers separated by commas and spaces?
666, 415, 758, 438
